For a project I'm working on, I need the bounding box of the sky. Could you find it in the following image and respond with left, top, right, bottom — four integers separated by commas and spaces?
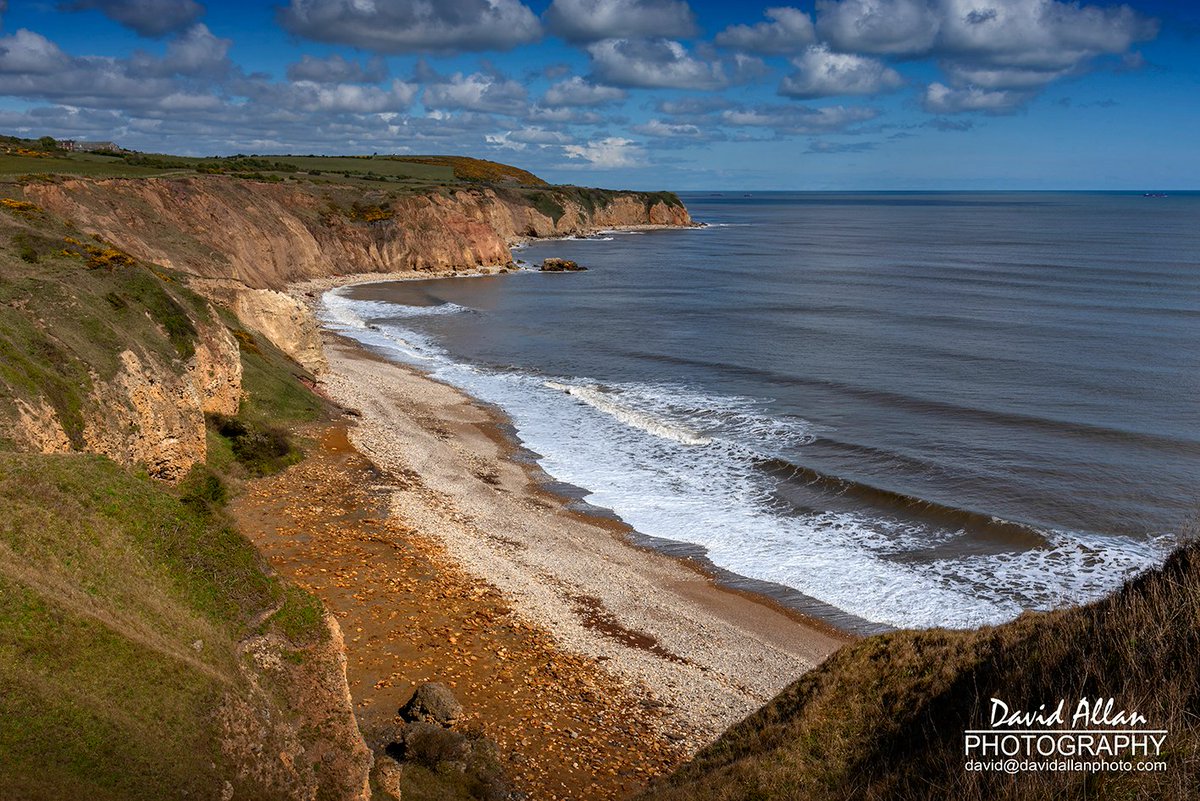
0, 0, 1197, 189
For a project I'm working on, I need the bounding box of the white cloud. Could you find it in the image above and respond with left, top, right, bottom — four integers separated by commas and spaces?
715, 7, 816, 55
287, 53, 388, 84
811, 0, 1157, 112
815, 0, 1157, 83
158, 24, 232, 77
545, 0, 697, 43
0, 29, 71, 75
587, 39, 763, 90
289, 79, 418, 113
720, 103, 879, 134
525, 105, 605, 124
423, 71, 527, 114
486, 132, 526, 151
779, 44, 903, 98
632, 119, 703, 137
488, 126, 571, 151
562, 136, 644, 167
279, 0, 542, 54
815, 0, 940, 55
921, 81, 1026, 113
542, 76, 626, 106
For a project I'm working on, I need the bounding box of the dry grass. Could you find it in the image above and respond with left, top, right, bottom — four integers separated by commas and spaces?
640, 543, 1200, 801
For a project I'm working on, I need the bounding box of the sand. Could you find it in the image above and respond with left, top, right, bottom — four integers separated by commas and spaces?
312, 325, 851, 750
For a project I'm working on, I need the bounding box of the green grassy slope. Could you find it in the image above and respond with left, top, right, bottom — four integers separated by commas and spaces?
639, 543, 1200, 801
0, 182, 355, 800
0, 452, 273, 800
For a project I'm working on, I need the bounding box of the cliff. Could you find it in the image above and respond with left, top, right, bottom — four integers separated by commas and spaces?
26, 176, 691, 290
22, 175, 689, 372
6, 174, 691, 473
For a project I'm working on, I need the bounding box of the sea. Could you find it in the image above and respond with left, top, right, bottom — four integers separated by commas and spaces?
322, 191, 1200, 633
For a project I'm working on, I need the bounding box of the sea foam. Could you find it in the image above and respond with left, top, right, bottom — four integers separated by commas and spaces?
321, 289, 1171, 631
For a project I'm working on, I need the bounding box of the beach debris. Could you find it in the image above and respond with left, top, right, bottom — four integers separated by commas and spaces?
540, 258, 586, 272
400, 681, 464, 726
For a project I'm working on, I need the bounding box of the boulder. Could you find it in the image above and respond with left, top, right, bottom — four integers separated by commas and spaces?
540, 258, 586, 272
385, 721, 470, 768
399, 681, 463, 726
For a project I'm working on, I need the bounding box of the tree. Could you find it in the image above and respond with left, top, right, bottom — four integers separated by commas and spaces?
36, 136, 59, 151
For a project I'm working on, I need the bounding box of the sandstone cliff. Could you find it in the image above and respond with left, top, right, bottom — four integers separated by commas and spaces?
4, 173, 691, 476
27, 176, 692, 290
24, 175, 690, 371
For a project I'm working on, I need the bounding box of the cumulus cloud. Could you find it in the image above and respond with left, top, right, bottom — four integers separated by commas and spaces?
525, 105, 605, 124
486, 126, 571, 151
562, 136, 644, 168
587, 38, 763, 90
921, 81, 1026, 113
815, 0, 940, 54
286, 79, 418, 113
0, 28, 178, 106
279, 0, 542, 54
812, 0, 1157, 113
423, 70, 527, 114
154, 24, 231, 77
287, 53, 388, 84
545, 0, 697, 43
715, 7, 816, 54
62, 0, 204, 37
720, 103, 879, 134
779, 44, 903, 98
816, 0, 1157, 85
632, 119, 703, 138
542, 76, 626, 106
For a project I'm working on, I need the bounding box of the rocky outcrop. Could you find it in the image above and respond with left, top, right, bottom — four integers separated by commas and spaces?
221, 613, 372, 801
194, 278, 328, 373
541, 258, 586, 272
3, 309, 241, 482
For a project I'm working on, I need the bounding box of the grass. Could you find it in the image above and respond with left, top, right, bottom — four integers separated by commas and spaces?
0, 451, 300, 800
639, 541, 1200, 801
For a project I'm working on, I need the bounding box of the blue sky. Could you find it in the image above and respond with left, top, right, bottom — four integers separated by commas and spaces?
0, 0, 1196, 189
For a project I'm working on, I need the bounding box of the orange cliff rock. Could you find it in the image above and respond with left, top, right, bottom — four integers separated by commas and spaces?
26, 176, 693, 290
26, 176, 691, 372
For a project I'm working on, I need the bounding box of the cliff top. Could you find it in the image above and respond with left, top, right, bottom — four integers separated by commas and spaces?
0, 134, 547, 187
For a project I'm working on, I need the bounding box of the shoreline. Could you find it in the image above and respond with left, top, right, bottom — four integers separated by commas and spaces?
294, 269, 852, 749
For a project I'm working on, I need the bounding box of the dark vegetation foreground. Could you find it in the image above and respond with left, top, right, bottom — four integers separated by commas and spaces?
639, 542, 1200, 801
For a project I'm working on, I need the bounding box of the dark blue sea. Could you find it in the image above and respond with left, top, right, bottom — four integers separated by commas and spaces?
323, 191, 1200, 631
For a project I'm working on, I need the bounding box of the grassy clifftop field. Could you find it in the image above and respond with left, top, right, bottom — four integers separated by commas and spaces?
0, 136, 545, 187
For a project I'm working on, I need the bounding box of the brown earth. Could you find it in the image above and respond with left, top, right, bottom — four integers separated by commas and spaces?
231, 426, 688, 801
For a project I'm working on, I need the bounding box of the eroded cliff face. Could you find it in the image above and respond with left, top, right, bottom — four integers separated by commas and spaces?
27, 177, 692, 290
3, 303, 241, 482
8, 175, 690, 465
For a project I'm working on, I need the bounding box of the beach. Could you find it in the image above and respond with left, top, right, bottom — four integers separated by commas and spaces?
233, 276, 849, 797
